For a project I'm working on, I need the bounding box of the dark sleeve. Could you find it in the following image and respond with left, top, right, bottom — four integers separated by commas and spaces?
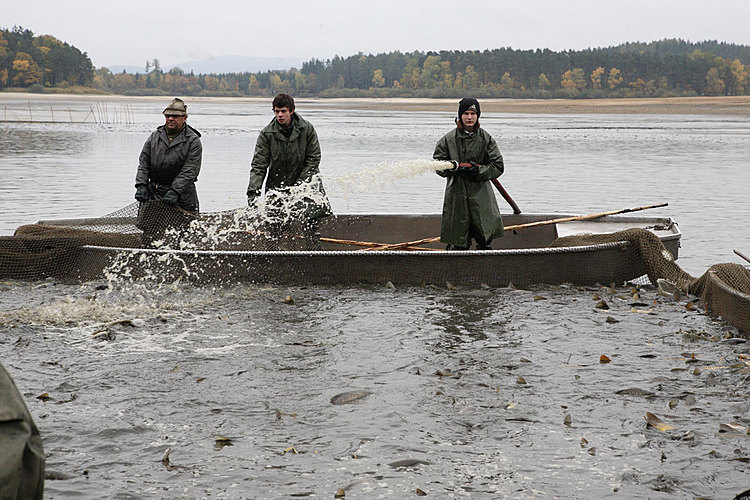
474, 133, 504, 181
135, 135, 152, 188
298, 123, 322, 182
170, 136, 202, 195
247, 132, 270, 195
433, 134, 452, 178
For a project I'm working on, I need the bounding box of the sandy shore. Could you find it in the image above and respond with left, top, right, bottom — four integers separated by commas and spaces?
2, 92, 750, 115
320, 96, 750, 115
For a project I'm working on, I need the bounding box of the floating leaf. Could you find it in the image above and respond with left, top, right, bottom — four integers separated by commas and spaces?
645, 412, 674, 432
580, 437, 588, 448
334, 488, 346, 498
588, 447, 596, 456
516, 376, 527, 385
416, 488, 427, 497
605, 316, 619, 324
282, 446, 298, 455
283, 295, 294, 304
668, 399, 679, 409
600, 354, 611, 364
533, 295, 547, 301
595, 300, 609, 310
36, 393, 50, 401
563, 414, 572, 426
685, 301, 695, 311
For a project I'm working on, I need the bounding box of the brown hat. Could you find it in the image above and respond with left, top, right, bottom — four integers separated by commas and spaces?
163, 98, 187, 116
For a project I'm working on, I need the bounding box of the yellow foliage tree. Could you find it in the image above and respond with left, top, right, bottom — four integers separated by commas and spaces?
371, 69, 385, 88
607, 68, 623, 89
500, 72, 515, 90
537, 72, 550, 89
590, 67, 605, 90
560, 68, 585, 90
705, 67, 725, 95
11, 52, 42, 86
728, 59, 747, 95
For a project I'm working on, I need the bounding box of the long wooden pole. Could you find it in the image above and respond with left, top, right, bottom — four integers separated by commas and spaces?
491, 179, 521, 214
366, 203, 668, 251
734, 249, 750, 265
320, 236, 441, 251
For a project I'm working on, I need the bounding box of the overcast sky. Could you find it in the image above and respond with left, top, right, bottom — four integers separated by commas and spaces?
5, 0, 750, 68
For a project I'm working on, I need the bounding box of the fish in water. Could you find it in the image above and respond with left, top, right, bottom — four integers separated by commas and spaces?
388, 458, 430, 468
616, 387, 655, 397
330, 390, 372, 405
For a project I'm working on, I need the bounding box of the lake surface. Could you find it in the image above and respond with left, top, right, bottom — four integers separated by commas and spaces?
1, 95, 750, 498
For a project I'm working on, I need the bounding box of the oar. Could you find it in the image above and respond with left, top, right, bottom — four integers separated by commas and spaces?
734, 249, 750, 264
366, 203, 668, 251
491, 178, 521, 214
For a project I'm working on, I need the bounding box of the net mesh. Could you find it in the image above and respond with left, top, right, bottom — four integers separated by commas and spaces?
1, 204, 749, 334
553, 229, 750, 334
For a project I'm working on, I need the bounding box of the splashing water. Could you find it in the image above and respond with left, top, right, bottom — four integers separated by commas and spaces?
102, 160, 451, 288
330, 158, 452, 196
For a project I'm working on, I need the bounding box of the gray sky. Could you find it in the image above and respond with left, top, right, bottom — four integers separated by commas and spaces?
5, 0, 750, 68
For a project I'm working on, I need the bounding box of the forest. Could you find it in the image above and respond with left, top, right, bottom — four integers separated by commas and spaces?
1, 26, 749, 99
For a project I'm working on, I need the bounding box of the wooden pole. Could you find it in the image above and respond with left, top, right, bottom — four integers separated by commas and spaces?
367, 203, 669, 251
320, 236, 441, 251
734, 249, 750, 265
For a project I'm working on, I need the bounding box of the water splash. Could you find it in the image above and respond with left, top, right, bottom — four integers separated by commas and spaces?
330, 158, 452, 195
101, 160, 451, 288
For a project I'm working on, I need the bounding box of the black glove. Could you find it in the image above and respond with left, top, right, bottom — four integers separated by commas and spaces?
162, 189, 179, 206
135, 185, 149, 202
458, 161, 480, 178
247, 190, 260, 207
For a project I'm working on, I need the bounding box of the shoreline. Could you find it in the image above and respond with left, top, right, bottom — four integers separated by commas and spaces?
2, 92, 750, 115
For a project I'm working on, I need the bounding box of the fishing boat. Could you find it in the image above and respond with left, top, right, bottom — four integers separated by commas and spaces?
0, 205, 681, 287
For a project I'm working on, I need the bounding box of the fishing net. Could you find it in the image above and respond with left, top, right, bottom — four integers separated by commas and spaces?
552, 228, 750, 334
1, 204, 749, 334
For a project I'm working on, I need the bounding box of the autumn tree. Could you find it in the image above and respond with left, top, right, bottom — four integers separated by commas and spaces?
371, 69, 385, 88
728, 59, 747, 95
590, 67, 605, 90
607, 68, 623, 89
705, 67, 725, 95
560, 68, 586, 90
11, 52, 41, 85
538, 72, 550, 89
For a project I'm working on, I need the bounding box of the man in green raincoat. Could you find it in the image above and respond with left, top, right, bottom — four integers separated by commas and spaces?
247, 93, 332, 245
434, 97, 505, 250
0, 362, 45, 499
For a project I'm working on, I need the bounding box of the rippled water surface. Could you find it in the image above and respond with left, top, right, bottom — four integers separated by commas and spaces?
1, 96, 750, 498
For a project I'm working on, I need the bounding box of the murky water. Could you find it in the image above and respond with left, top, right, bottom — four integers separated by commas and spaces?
1, 96, 750, 498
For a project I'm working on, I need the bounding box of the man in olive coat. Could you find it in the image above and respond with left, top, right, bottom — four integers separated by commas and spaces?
434, 97, 505, 250
0, 362, 45, 499
135, 98, 202, 214
247, 93, 332, 231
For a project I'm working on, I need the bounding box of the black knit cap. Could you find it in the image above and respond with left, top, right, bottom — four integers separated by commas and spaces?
458, 97, 480, 119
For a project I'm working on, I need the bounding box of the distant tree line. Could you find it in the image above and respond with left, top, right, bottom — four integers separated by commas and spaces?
2, 28, 749, 99
0, 27, 94, 90
90, 39, 750, 98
